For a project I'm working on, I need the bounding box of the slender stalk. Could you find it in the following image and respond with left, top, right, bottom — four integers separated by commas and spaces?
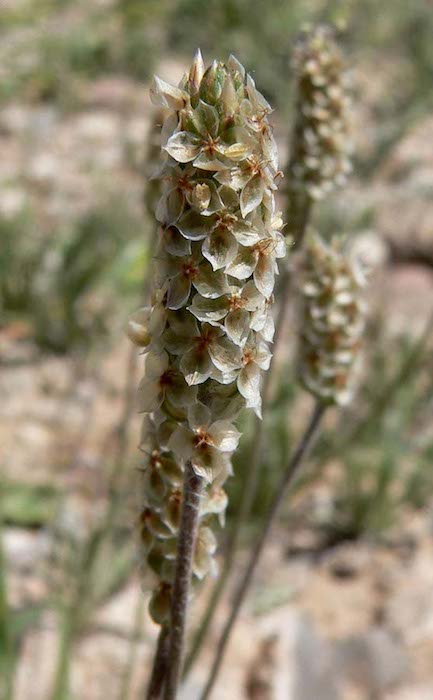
200, 401, 326, 700
163, 463, 204, 700
145, 627, 170, 700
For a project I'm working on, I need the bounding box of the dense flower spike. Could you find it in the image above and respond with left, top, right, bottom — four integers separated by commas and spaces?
286, 26, 351, 240
130, 50, 286, 625
299, 234, 366, 406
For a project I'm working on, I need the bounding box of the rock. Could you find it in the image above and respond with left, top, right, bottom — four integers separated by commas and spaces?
28, 152, 60, 184
336, 626, 408, 696
390, 684, 433, 700
13, 612, 59, 700
322, 542, 373, 581
292, 616, 340, 700
0, 186, 27, 216
3, 528, 50, 570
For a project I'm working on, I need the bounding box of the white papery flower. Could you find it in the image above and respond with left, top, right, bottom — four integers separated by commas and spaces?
129, 50, 286, 624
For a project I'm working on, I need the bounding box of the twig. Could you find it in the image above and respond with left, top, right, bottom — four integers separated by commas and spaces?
200, 401, 326, 700
145, 626, 170, 700
163, 463, 204, 700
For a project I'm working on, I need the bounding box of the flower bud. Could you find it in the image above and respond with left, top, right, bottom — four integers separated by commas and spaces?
199, 61, 226, 105
127, 308, 152, 347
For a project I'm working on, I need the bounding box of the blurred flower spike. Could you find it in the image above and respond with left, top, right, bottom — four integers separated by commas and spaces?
299, 233, 367, 407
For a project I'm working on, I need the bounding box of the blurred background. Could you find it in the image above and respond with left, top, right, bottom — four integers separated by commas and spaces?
1, 1, 433, 698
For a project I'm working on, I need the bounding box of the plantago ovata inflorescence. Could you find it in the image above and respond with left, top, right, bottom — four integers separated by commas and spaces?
128, 50, 286, 696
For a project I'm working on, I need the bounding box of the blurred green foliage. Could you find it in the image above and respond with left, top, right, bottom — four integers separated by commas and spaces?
2, 0, 432, 118
0, 203, 148, 353
1, 483, 58, 528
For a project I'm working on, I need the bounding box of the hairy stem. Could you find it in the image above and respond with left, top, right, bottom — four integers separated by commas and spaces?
163, 463, 203, 700
200, 401, 326, 700
145, 626, 170, 700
